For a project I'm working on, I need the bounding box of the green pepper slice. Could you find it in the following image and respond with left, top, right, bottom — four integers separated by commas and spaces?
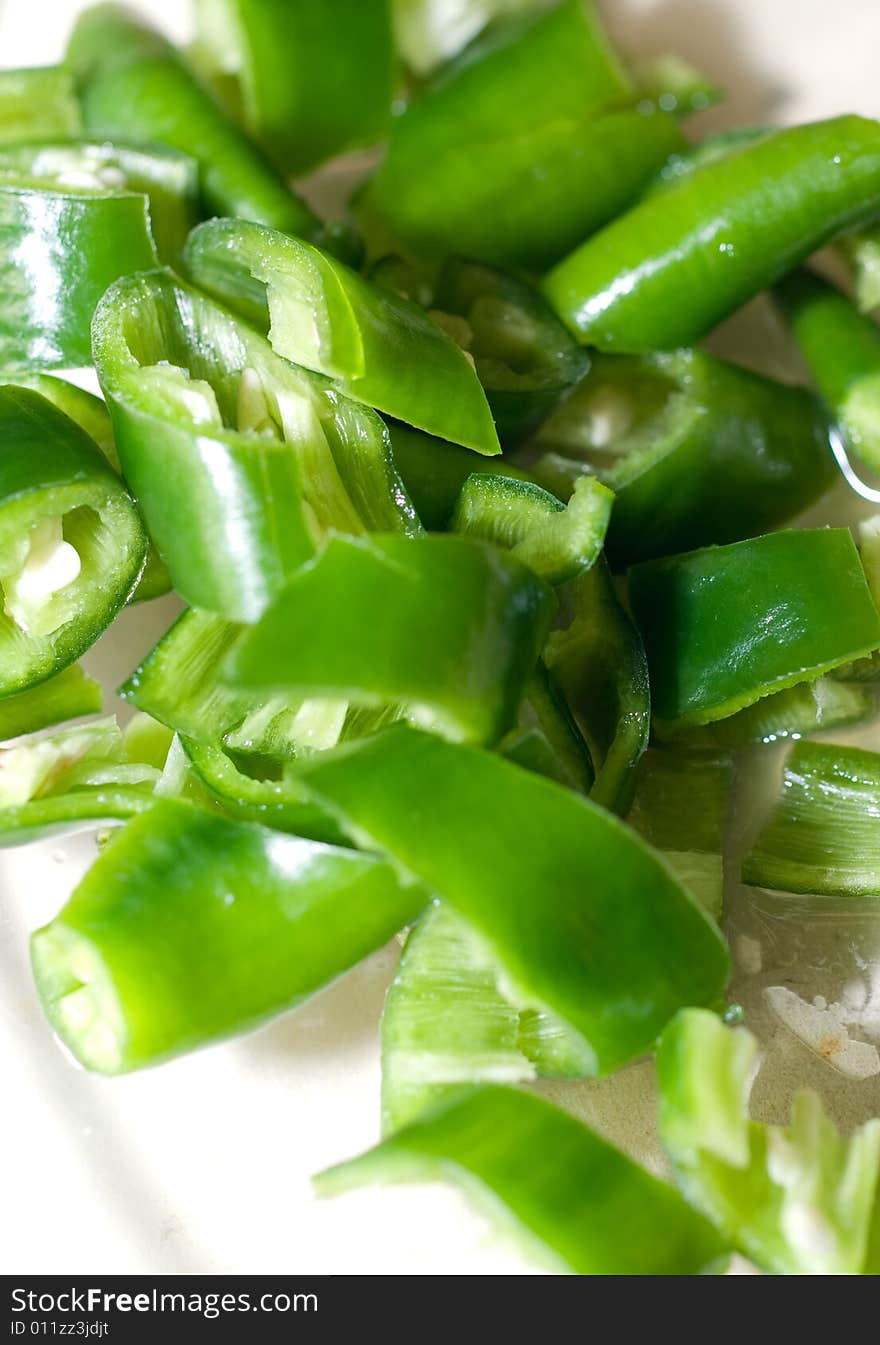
359, 0, 683, 270
184, 219, 499, 456
297, 724, 729, 1075
0, 67, 81, 140
431, 257, 589, 444
658, 1009, 880, 1275
192, 0, 392, 174
31, 797, 426, 1073
390, 0, 540, 76
0, 385, 146, 695
544, 558, 650, 814
743, 740, 880, 896
544, 117, 880, 352
656, 675, 880, 749
838, 225, 880, 314
528, 349, 835, 566
0, 664, 101, 742
0, 717, 158, 846
388, 423, 533, 531
67, 2, 318, 238
317, 1084, 726, 1275
93, 269, 418, 621
0, 140, 197, 369
629, 529, 880, 729
224, 534, 555, 747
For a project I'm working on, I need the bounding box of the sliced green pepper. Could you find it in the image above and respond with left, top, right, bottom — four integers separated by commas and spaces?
544, 559, 650, 814
0, 67, 81, 140
501, 664, 594, 795
631, 54, 720, 117
0, 664, 101, 742
388, 424, 533, 531
629, 529, 880, 729
297, 725, 729, 1074
0, 717, 158, 846
0, 140, 197, 369
743, 740, 880, 896
360, 0, 683, 270
838, 225, 880, 314
451, 473, 612, 586
390, 0, 540, 75
544, 117, 880, 352
656, 675, 880, 749
0, 385, 146, 695
92, 269, 418, 621
431, 257, 589, 444
528, 349, 835, 566
31, 798, 426, 1073
775, 266, 880, 476
658, 1009, 880, 1275
192, 0, 392, 174
224, 534, 555, 747
184, 219, 499, 456
317, 1084, 726, 1275
67, 3, 318, 238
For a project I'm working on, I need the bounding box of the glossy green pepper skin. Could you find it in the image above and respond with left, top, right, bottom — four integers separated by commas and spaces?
92, 269, 418, 622
775, 267, 880, 475
224, 534, 556, 747
68, 3, 318, 238
629, 529, 880, 729
388, 424, 534, 531
545, 117, 880, 352
184, 219, 500, 456
297, 725, 730, 1074
192, 0, 392, 175
31, 798, 425, 1074
530, 349, 836, 566
317, 1084, 725, 1275
0, 663, 101, 741
360, 0, 683, 270
0, 386, 146, 695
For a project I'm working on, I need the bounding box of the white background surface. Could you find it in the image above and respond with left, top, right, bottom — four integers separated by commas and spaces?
1, 0, 880, 1276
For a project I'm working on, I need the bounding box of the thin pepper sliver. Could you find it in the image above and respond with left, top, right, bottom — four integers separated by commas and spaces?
628, 529, 880, 729
31, 798, 427, 1074
544, 116, 880, 352
295, 724, 730, 1075
316, 1083, 726, 1275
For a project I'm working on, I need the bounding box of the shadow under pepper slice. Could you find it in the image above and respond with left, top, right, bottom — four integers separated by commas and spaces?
224, 534, 555, 747
316, 1084, 726, 1275
92, 269, 419, 622
544, 116, 880, 352
296, 724, 729, 1075
184, 218, 500, 456
629, 529, 880, 730
67, 2, 318, 238
31, 798, 427, 1074
0, 385, 146, 695
528, 348, 835, 567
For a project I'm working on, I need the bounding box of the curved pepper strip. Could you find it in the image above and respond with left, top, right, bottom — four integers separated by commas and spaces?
543, 558, 650, 815
838, 225, 880, 314
388, 424, 533, 531
92, 270, 419, 622
4, 370, 171, 603
500, 663, 593, 795
0, 718, 158, 846
224, 534, 555, 747
544, 117, 880, 352
359, 0, 683, 270
775, 267, 880, 476
0, 140, 197, 369
184, 219, 499, 456
296, 725, 729, 1075
67, 3, 318, 239
431, 257, 589, 445
629, 529, 880, 730
0, 67, 80, 140
0, 385, 147, 695
0, 664, 101, 742
317, 1084, 726, 1275
658, 1009, 880, 1275
192, 0, 392, 175
743, 740, 880, 897
30, 798, 426, 1074
528, 349, 835, 567
452, 473, 613, 586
